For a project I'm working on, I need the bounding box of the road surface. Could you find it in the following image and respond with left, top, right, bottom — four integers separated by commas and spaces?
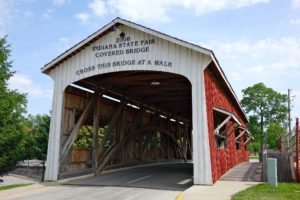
1, 163, 192, 200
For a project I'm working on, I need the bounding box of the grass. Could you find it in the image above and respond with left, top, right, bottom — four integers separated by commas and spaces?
0, 183, 32, 191
249, 155, 259, 160
232, 183, 300, 200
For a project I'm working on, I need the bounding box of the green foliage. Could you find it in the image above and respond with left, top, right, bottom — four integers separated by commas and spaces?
241, 82, 287, 126
20, 131, 35, 160
266, 122, 284, 150
246, 117, 261, 153
246, 116, 262, 148
0, 36, 27, 176
24, 114, 51, 160
73, 126, 92, 148
73, 126, 105, 148
247, 116, 261, 141
241, 82, 288, 149
232, 183, 300, 200
247, 142, 261, 153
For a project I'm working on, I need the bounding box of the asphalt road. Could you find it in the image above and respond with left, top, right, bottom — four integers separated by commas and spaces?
1, 185, 180, 200
65, 163, 193, 191
1, 163, 193, 200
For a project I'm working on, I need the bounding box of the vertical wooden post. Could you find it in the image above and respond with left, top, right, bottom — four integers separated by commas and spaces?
96, 108, 144, 174
166, 120, 170, 159
119, 105, 126, 163
160, 133, 164, 159
138, 130, 144, 161
61, 96, 94, 162
185, 125, 191, 159
97, 102, 124, 160
92, 96, 100, 170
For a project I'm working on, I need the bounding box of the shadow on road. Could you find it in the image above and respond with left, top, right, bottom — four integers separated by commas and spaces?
220, 162, 262, 182
63, 163, 193, 191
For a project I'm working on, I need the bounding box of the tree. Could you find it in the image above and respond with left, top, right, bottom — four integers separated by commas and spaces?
241, 82, 287, 150
266, 122, 284, 150
246, 116, 261, 154
247, 116, 261, 141
0, 36, 27, 176
247, 142, 260, 155
73, 126, 105, 148
25, 114, 50, 160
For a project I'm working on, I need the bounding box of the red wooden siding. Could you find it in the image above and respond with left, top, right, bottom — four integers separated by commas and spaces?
204, 64, 249, 183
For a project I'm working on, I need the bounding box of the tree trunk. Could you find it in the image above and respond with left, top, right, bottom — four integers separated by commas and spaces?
260, 114, 264, 155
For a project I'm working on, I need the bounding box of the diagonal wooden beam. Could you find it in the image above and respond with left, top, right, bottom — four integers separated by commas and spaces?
61, 96, 95, 162
216, 122, 235, 137
96, 109, 144, 174
138, 125, 187, 162
244, 137, 252, 145
96, 101, 125, 164
214, 115, 231, 135
236, 130, 246, 141
227, 123, 239, 136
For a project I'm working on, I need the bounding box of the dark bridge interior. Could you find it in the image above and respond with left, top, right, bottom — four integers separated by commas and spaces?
59, 70, 193, 181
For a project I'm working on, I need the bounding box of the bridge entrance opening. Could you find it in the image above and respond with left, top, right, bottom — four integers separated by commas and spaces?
59, 71, 193, 187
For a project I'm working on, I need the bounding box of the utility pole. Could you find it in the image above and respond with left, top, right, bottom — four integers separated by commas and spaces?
287, 89, 292, 149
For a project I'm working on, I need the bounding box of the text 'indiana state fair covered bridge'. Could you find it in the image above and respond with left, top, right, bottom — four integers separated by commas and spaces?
41, 18, 252, 185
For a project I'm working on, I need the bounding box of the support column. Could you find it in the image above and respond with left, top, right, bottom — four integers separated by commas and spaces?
44, 83, 64, 181
92, 97, 100, 169
191, 66, 212, 185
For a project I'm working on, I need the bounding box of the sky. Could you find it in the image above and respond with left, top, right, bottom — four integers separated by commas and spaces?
0, 0, 299, 123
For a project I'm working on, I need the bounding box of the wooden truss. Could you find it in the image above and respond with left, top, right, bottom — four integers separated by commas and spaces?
60, 84, 192, 176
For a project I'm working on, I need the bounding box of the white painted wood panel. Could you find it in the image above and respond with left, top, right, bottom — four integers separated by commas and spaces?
49, 25, 209, 89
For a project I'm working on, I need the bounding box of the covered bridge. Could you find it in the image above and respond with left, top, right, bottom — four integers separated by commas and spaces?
41, 17, 252, 185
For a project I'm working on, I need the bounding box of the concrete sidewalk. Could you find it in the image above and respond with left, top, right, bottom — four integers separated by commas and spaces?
0, 175, 35, 186
180, 162, 263, 200
181, 181, 260, 200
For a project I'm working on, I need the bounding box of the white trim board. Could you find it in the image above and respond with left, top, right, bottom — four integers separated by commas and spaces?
213, 107, 242, 126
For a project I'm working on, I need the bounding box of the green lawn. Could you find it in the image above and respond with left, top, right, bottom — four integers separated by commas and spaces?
232, 183, 300, 200
249, 155, 259, 160
0, 183, 32, 191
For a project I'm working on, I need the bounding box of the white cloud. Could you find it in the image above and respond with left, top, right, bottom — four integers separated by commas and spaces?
43, 9, 55, 19
203, 37, 300, 119
59, 37, 68, 43
0, 0, 13, 34
292, 0, 300, 8
106, 0, 171, 22
204, 37, 300, 73
52, 0, 69, 6
86, 0, 270, 21
8, 73, 53, 99
75, 12, 90, 24
290, 90, 300, 121
89, 0, 107, 17
289, 18, 300, 25
229, 72, 242, 81
24, 11, 34, 18
57, 37, 73, 50
178, 0, 270, 16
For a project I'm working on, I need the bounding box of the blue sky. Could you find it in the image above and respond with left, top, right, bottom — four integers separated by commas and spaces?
1, 0, 299, 123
